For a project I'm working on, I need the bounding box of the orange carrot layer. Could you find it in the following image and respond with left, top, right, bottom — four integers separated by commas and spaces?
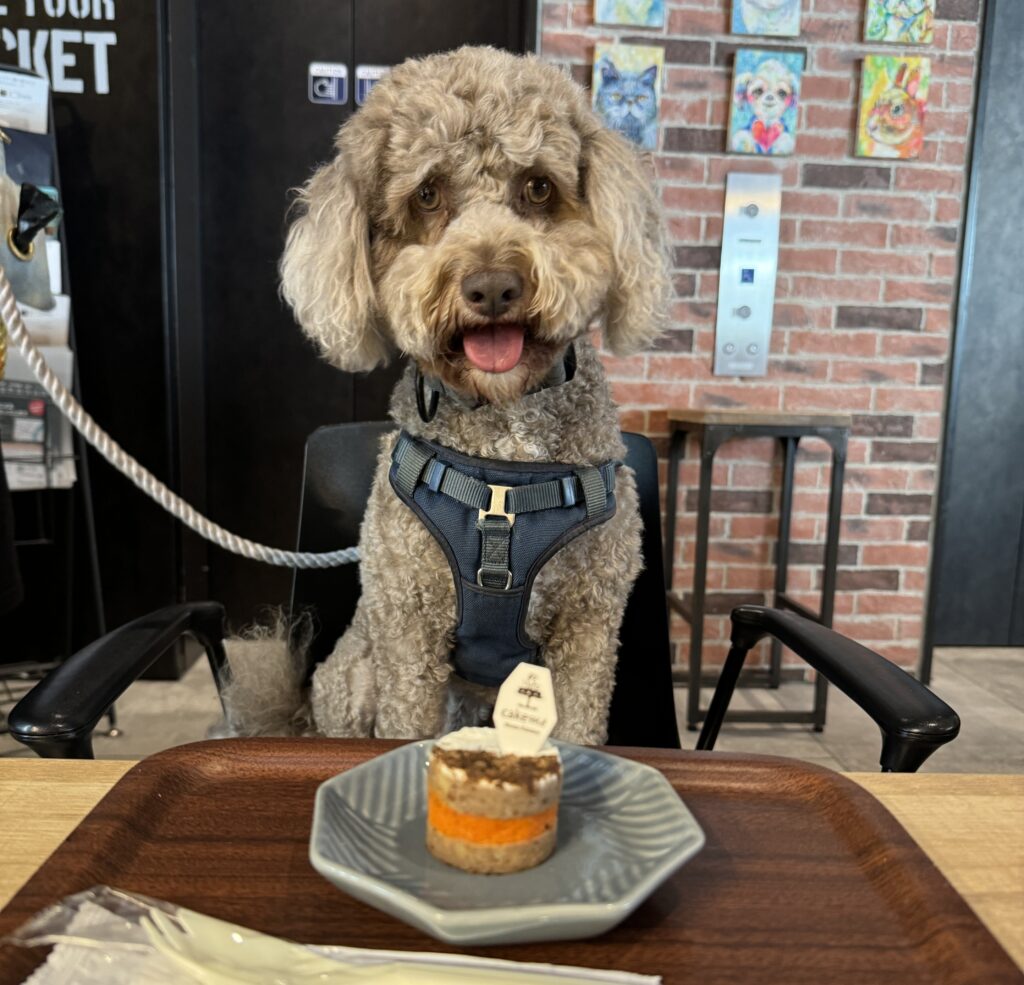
427, 791, 557, 845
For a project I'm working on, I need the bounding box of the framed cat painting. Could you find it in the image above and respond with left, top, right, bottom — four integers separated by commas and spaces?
728, 49, 804, 156
592, 43, 664, 151
864, 0, 935, 44
857, 56, 930, 159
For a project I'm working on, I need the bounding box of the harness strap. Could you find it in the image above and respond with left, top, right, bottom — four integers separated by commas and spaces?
479, 516, 513, 589
393, 437, 433, 497
392, 433, 617, 515
579, 465, 608, 519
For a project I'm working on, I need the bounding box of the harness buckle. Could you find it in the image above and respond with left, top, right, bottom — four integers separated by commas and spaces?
478, 484, 516, 527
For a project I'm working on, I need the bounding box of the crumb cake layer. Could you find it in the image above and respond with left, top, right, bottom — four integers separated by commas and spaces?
426, 727, 562, 874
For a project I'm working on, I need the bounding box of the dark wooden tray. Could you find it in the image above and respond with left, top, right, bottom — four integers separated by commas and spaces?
0, 739, 1019, 984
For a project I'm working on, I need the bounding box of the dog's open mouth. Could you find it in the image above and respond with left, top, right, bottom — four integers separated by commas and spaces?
459, 323, 528, 374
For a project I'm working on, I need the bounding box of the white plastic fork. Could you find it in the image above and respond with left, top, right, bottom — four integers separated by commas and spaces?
139, 906, 644, 985
141, 909, 362, 984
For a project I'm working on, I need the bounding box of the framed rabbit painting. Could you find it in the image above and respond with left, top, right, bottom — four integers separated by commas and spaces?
857, 56, 930, 159
592, 43, 664, 150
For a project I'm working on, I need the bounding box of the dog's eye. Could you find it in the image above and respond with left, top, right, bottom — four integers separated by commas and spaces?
415, 183, 441, 212
524, 176, 553, 207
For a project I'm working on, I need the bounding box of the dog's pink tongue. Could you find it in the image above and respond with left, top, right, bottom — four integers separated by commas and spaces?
462, 324, 526, 374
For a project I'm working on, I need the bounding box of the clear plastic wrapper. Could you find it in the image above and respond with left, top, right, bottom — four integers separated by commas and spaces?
5, 886, 661, 985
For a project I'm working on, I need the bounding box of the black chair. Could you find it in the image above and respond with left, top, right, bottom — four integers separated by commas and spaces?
8, 424, 959, 770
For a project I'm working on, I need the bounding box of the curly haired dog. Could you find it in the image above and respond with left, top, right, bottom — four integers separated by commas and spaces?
276, 46, 669, 744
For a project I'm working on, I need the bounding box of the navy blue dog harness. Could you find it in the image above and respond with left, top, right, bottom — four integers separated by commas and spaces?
389, 431, 620, 688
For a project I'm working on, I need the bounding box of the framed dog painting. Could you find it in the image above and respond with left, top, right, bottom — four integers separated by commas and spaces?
728, 49, 804, 156
594, 0, 666, 28
592, 43, 664, 151
732, 0, 801, 38
857, 56, 930, 159
864, 0, 935, 44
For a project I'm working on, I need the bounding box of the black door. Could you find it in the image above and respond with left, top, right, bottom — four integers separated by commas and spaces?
927, 0, 1024, 660
189, 1, 534, 627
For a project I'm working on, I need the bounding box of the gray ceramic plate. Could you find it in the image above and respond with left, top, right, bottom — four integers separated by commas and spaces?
309, 740, 705, 945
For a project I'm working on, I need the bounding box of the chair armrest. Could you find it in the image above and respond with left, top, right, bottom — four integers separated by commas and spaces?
7, 602, 225, 759
728, 605, 960, 771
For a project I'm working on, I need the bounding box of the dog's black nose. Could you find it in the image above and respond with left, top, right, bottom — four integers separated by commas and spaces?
461, 269, 523, 318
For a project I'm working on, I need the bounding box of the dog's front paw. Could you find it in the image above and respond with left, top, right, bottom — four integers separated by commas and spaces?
309, 633, 378, 738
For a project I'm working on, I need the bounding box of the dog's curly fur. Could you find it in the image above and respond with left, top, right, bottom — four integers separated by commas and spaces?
275, 46, 670, 743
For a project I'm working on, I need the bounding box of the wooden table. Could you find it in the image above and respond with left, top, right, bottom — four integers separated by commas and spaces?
0, 759, 133, 911
0, 752, 1021, 979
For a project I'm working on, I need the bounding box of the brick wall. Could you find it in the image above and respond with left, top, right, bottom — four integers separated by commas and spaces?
540, 0, 984, 668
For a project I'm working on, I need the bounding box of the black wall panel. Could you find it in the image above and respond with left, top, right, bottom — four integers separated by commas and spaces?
187, 1, 534, 628
929, 0, 1024, 652
195, 1, 359, 628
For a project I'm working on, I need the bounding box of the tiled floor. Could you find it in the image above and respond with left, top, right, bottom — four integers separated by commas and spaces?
2, 647, 1022, 772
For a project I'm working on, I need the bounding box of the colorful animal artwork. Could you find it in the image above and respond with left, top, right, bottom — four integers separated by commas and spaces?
592, 43, 664, 150
728, 49, 804, 156
732, 0, 801, 38
594, 0, 666, 28
864, 0, 935, 44
857, 56, 930, 159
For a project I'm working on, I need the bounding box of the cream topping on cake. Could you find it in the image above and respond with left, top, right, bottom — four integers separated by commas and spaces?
436, 726, 559, 758
433, 727, 561, 792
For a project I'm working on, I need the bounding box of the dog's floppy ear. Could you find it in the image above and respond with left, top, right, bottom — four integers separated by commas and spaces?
280, 158, 390, 372
582, 127, 670, 355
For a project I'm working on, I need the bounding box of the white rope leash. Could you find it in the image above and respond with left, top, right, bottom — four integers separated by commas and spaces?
0, 267, 360, 569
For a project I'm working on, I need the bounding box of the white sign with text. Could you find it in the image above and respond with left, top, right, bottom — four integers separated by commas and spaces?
1, 1, 117, 96
494, 663, 557, 756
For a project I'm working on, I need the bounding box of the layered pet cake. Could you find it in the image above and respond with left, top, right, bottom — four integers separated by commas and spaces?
426, 727, 562, 874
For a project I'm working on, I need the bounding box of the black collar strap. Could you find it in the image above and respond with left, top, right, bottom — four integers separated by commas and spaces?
415, 343, 577, 423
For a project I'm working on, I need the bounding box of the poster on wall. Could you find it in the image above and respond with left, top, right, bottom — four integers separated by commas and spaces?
728, 49, 804, 156
864, 0, 935, 44
594, 0, 666, 28
856, 56, 930, 159
731, 0, 801, 38
592, 43, 664, 150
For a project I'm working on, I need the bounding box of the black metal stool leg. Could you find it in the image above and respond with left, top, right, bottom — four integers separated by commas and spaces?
663, 428, 686, 590
770, 435, 798, 688
813, 431, 848, 730
687, 432, 716, 732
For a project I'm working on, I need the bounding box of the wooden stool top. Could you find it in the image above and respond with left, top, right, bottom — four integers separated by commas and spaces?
667, 408, 852, 430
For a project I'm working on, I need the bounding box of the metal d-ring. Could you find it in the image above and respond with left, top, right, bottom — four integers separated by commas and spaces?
6, 227, 33, 262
